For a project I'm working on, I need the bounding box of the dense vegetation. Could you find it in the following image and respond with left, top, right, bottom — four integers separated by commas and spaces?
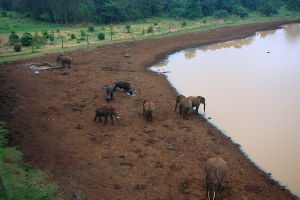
0, 121, 58, 200
0, 0, 299, 24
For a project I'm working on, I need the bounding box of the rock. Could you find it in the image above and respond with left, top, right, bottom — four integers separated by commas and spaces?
114, 184, 121, 190
168, 146, 179, 151
124, 53, 130, 57
74, 191, 84, 200
76, 124, 82, 129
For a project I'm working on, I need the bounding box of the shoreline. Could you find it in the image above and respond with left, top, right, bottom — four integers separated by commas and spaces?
1, 20, 300, 199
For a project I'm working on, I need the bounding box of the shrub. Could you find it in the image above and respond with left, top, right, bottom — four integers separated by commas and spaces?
49, 34, 54, 42
21, 32, 33, 46
125, 25, 131, 33
182, 22, 187, 28
203, 19, 207, 24
13, 43, 21, 52
153, 22, 158, 26
42, 30, 49, 39
88, 24, 95, 32
142, 28, 145, 34
56, 28, 60, 33
97, 32, 105, 40
147, 26, 153, 33
70, 33, 76, 39
8, 31, 19, 45
214, 10, 230, 19
80, 30, 86, 36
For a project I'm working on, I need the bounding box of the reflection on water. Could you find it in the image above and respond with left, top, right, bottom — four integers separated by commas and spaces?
152, 24, 300, 196
184, 49, 197, 60
201, 36, 255, 51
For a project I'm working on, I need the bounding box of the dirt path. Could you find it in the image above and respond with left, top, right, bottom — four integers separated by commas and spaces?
1, 20, 299, 200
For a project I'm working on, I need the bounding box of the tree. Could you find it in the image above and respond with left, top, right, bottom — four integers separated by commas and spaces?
125, 24, 131, 33
21, 32, 33, 46
287, 0, 300, 10
259, 1, 278, 16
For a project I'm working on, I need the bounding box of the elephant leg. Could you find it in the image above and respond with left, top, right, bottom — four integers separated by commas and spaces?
94, 114, 98, 121
110, 115, 114, 124
104, 116, 107, 124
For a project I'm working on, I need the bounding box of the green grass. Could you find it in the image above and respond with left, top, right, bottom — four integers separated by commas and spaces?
0, 9, 299, 63
0, 122, 58, 200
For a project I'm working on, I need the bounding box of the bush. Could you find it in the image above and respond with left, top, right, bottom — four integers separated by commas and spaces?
49, 34, 54, 42
80, 30, 86, 36
97, 32, 105, 40
13, 43, 21, 52
8, 31, 19, 45
56, 28, 60, 33
214, 10, 230, 19
147, 26, 153, 33
203, 19, 207, 24
125, 25, 131, 33
70, 33, 76, 39
182, 22, 187, 28
21, 32, 33, 46
42, 30, 49, 39
88, 24, 95, 32
153, 22, 158, 26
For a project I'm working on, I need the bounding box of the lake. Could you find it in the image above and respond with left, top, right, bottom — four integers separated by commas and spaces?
152, 23, 300, 196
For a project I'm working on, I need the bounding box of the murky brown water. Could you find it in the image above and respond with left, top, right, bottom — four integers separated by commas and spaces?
152, 24, 300, 196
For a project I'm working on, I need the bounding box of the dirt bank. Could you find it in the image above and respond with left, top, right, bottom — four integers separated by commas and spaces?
1, 20, 299, 200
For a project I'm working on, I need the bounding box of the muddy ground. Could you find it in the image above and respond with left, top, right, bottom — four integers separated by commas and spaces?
1, 20, 300, 200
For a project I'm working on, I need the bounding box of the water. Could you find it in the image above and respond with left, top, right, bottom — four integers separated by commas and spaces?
152, 24, 300, 196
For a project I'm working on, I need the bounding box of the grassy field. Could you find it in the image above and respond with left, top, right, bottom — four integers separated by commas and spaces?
1, 9, 299, 63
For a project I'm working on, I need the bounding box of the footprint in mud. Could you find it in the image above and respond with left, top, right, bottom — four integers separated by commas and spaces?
154, 160, 164, 168
244, 184, 262, 194
179, 179, 194, 195
143, 139, 158, 146
135, 184, 146, 190
169, 164, 183, 172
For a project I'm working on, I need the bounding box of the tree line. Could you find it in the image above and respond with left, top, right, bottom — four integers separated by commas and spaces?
0, 0, 300, 24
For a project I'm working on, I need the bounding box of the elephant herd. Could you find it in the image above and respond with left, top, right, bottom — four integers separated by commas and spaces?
93, 81, 228, 199
56, 55, 229, 199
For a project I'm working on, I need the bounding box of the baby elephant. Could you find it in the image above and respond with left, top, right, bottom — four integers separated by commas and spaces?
143, 101, 155, 122
57, 54, 73, 68
105, 85, 116, 102
188, 96, 206, 113
115, 81, 133, 95
174, 95, 186, 112
205, 157, 228, 200
180, 97, 192, 120
94, 104, 119, 124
